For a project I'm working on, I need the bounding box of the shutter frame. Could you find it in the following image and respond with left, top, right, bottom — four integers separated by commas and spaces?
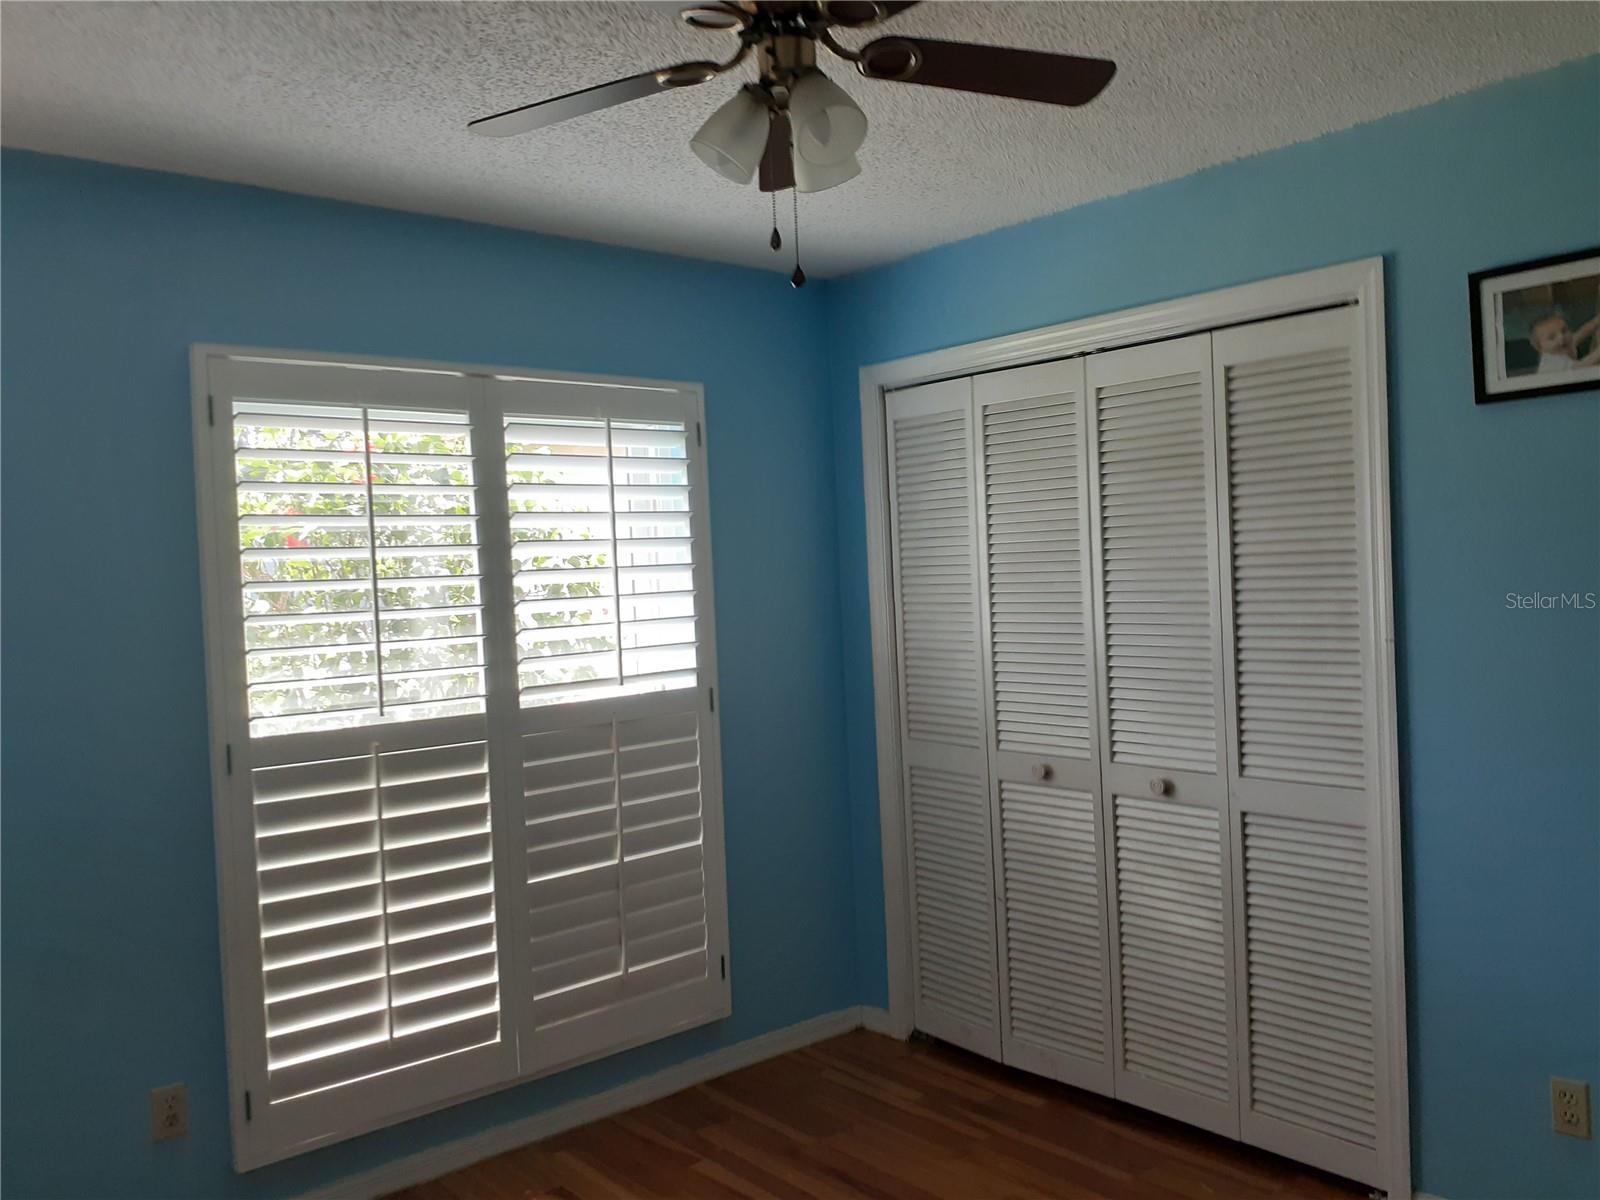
196, 351, 729, 1170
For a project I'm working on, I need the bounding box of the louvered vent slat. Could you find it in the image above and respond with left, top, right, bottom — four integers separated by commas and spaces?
254, 741, 500, 1101
1226, 348, 1365, 787
1096, 374, 1216, 772
909, 765, 998, 1032
892, 410, 982, 747
506, 417, 697, 708
234, 403, 486, 738
982, 395, 1089, 758
1001, 782, 1103, 1061
1244, 813, 1377, 1148
1114, 796, 1229, 1102
522, 711, 710, 1031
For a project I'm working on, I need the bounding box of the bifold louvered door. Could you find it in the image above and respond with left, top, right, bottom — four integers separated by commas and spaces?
485, 377, 731, 1075
885, 378, 1001, 1058
1213, 308, 1390, 1185
203, 357, 519, 1161
1085, 335, 1242, 1139
973, 362, 1114, 1094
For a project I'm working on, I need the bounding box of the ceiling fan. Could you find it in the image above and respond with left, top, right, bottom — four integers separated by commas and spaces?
469, 1, 1117, 284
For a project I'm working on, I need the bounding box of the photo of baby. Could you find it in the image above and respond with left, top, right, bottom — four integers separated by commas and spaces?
1471, 249, 1600, 403
1502, 273, 1600, 377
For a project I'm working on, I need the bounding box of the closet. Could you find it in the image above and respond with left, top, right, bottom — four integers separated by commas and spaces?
884, 303, 1398, 1192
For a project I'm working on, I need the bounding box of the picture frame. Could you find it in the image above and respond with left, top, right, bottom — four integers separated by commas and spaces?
1469, 247, 1600, 404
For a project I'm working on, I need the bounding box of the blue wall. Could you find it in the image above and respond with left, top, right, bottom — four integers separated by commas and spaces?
824, 57, 1600, 1200
0, 150, 857, 1199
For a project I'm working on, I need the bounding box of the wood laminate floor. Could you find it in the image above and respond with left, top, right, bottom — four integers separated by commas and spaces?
386, 1030, 1368, 1200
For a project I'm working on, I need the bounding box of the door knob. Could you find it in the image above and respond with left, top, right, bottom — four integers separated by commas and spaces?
1149, 777, 1172, 797
1032, 763, 1054, 782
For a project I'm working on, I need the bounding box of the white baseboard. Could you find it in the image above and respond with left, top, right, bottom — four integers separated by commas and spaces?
300, 1006, 869, 1200
859, 1004, 900, 1036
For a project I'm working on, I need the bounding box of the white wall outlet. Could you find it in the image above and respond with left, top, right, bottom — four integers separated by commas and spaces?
1552, 1077, 1591, 1139
150, 1082, 188, 1142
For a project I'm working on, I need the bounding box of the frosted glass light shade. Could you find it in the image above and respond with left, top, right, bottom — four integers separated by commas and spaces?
690, 88, 771, 184
794, 152, 861, 194
788, 70, 867, 166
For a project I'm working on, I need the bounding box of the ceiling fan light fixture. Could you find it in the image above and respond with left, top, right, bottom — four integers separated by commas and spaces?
793, 151, 862, 193
787, 69, 868, 166
690, 87, 772, 184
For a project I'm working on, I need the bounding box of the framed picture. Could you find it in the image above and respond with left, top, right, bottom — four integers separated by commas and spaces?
1469, 247, 1600, 404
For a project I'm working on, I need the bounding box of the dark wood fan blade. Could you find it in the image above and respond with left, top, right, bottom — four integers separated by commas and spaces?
469, 62, 719, 136
758, 111, 795, 193
857, 37, 1115, 107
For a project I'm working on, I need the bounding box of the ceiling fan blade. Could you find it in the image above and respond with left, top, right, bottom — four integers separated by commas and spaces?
469, 62, 720, 137
856, 37, 1116, 107
758, 111, 795, 193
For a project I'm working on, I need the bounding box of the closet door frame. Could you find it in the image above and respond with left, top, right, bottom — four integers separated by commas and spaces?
858, 258, 1410, 1200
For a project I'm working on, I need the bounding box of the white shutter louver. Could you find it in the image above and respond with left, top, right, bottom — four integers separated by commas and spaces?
998, 782, 1105, 1064
519, 703, 721, 1070
1113, 795, 1232, 1104
1242, 813, 1376, 1149
199, 355, 728, 1170
981, 391, 1090, 757
503, 415, 696, 708
891, 404, 984, 748
906, 764, 999, 1041
234, 401, 485, 738
886, 379, 1000, 1059
254, 740, 501, 1102
1224, 339, 1364, 787
1094, 363, 1217, 773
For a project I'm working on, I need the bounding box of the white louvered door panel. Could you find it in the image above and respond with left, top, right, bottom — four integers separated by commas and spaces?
1086, 335, 1240, 1137
201, 356, 518, 1167
972, 361, 1112, 1092
1214, 307, 1389, 1188
886, 378, 1001, 1058
485, 376, 730, 1075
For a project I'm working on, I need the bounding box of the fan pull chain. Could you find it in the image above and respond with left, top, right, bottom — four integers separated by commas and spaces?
790, 189, 806, 289
769, 192, 782, 252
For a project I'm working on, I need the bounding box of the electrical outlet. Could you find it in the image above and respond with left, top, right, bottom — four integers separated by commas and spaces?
150, 1083, 188, 1142
1552, 1077, 1591, 1139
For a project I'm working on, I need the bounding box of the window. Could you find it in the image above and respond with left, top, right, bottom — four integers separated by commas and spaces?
194, 350, 729, 1169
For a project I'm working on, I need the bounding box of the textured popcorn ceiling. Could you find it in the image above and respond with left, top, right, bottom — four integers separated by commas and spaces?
2, 2, 1594, 276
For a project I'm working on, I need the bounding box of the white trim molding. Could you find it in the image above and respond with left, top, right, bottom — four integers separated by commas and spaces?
856, 257, 1411, 1200
300, 1007, 873, 1200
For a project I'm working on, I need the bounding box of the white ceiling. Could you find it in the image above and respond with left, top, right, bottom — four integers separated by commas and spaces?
3, 2, 1593, 277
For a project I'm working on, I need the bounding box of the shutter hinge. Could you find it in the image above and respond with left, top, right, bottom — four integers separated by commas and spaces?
720, 954, 727, 980
244, 1090, 252, 1122
708, 686, 715, 713
696, 421, 702, 447
207, 395, 215, 426
225, 743, 233, 775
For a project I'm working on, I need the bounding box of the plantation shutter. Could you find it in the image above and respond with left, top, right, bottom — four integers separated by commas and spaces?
1085, 335, 1241, 1138
885, 377, 1001, 1059
198, 353, 728, 1170
1212, 307, 1389, 1185
971, 361, 1113, 1094
485, 376, 730, 1074
202, 357, 517, 1166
